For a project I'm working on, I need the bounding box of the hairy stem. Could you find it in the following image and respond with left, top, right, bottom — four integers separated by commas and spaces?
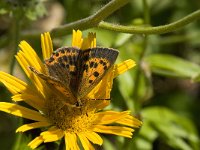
51, 0, 129, 37
98, 9, 200, 34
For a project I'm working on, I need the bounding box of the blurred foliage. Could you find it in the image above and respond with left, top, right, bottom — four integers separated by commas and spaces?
1, 0, 200, 150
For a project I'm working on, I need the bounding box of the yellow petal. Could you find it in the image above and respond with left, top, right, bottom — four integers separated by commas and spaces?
93, 125, 134, 138
116, 115, 142, 128
41, 128, 64, 142
0, 102, 47, 122
0, 71, 28, 94
16, 121, 51, 132
16, 51, 48, 98
18, 41, 44, 72
12, 93, 45, 112
78, 133, 95, 150
81, 32, 96, 50
41, 32, 53, 60
72, 30, 83, 48
113, 59, 136, 78
94, 111, 131, 125
65, 132, 80, 150
84, 131, 103, 145
28, 136, 44, 149
0, 71, 45, 111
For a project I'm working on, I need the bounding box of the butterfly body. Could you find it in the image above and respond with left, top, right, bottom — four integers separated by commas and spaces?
30, 47, 119, 107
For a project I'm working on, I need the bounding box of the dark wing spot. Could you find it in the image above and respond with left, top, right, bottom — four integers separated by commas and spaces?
89, 80, 93, 83
69, 56, 73, 65
60, 63, 65, 68
66, 64, 70, 68
58, 57, 62, 63
100, 60, 104, 64
103, 62, 107, 66
93, 71, 99, 77
70, 71, 76, 76
83, 64, 88, 72
90, 62, 94, 68
55, 52, 59, 57
104, 66, 108, 70
93, 62, 98, 68
63, 55, 68, 62
49, 57, 54, 63
60, 49, 65, 54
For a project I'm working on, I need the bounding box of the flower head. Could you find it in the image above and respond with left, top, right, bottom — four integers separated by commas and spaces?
0, 30, 142, 149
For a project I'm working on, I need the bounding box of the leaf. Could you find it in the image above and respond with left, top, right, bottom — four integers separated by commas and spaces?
0, 8, 8, 14
25, 1, 46, 21
144, 54, 200, 81
141, 107, 200, 150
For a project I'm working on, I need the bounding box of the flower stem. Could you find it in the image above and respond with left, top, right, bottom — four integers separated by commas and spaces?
10, 11, 21, 74
132, 0, 150, 113
58, 138, 65, 150
51, 0, 129, 37
98, 9, 200, 34
21, 6, 200, 39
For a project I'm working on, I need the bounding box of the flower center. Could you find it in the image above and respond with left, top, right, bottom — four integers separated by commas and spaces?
45, 94, 96, 133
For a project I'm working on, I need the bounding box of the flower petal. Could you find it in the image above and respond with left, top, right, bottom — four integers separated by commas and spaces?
41, 32, 53, 60
78, 133, 95, 150
95, 110, 142, 128
28, 136, 44, 149
18, 41, 44, 72
0, 71, 45, 110
93, 125, 134, 138
0, 102, 47, 122
72, 30, 83, 48
12, 93, 45, 111
65, 132, 80, 150
81, 32, 96, 49
84, 131, 103, 145
16, 51, 49, 98
116, 115, 142, 128
41, 128, 64, 142
94, 111, 131, 125
16, 121, 51, 132
113, 59, 136, 78
0, 71, 28, 94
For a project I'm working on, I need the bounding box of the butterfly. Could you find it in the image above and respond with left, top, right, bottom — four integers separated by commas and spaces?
29, 47, 119, 107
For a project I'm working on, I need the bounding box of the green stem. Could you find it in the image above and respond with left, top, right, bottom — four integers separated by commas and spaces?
132, 0, 150, 112
10, 15, 21, 74
21, 8, 200, 39
132, 36, 148, 112
11, 118, 23, 150
51, 0, 129, 37
58, 138, 65, 150
142, 0, 150, 24
98, 9, 200, 34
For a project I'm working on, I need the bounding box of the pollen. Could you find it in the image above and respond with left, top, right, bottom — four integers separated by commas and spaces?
45, 95, 96, 133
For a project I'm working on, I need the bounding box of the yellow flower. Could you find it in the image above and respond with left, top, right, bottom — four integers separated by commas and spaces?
0, 30, 142, 149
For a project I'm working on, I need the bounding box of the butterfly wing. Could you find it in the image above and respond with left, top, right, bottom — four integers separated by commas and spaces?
77, 47, 119, 99
29, 66, 77, 106
45, 47, 80, 95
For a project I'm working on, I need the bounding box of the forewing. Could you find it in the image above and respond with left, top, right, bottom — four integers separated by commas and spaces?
77, 47, 119, 98
45, 47, 80, 94
29, 66, 76, 105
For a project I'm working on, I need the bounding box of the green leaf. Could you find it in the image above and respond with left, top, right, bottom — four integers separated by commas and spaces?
25, 1, 46, 21
141, 107, 200, 150
144, 54, 200, 81
0, 8, 8, 14
103, 137, 116, 150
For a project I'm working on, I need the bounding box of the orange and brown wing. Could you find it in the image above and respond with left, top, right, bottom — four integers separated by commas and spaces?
77, 47, 119, 98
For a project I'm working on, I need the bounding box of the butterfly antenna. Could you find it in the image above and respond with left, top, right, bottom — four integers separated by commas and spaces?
87, 98, 111, 101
